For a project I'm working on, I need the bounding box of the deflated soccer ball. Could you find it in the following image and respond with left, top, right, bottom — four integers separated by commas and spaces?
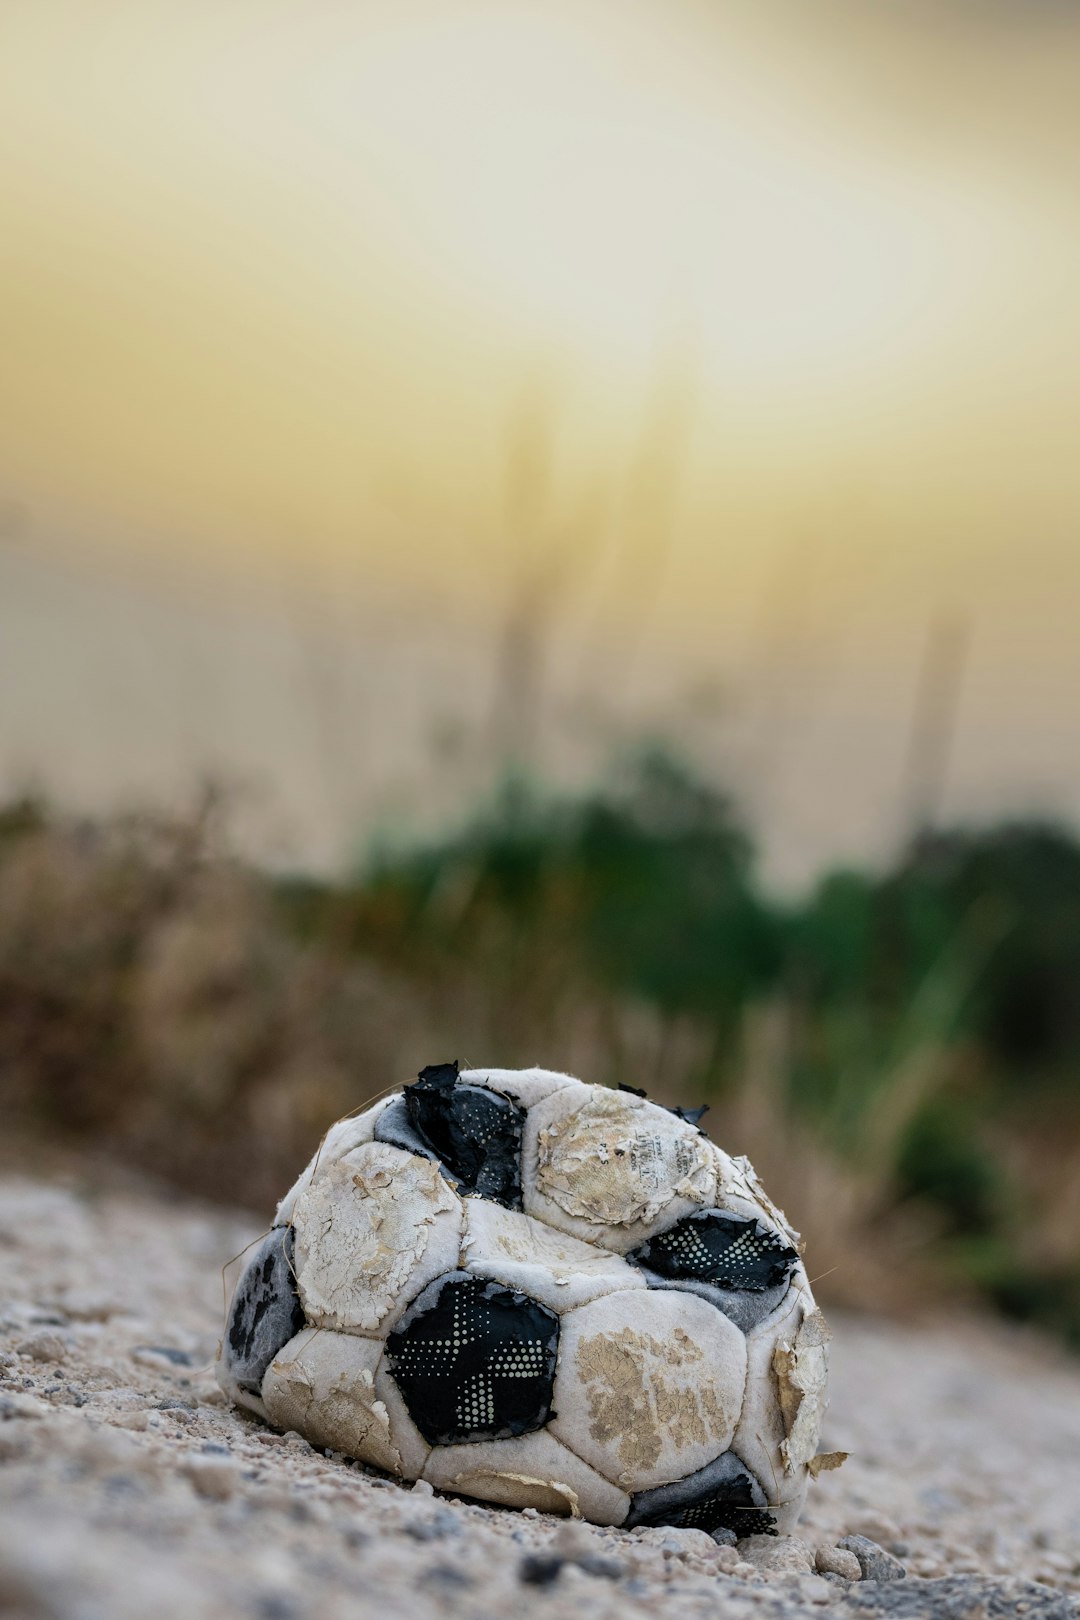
217, 1064, 833, 1533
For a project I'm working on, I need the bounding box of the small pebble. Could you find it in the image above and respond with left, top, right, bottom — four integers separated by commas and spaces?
130, 1346, 196, 1368
519, 1554, 564, 1587
402, 1519, 446, 1542
16, 1333, 68, 1364
838, 1534, 907, 1582
736, 1534, 815, 1577
0, 1392, 47, 1420
632, 1526, 717, 1558
183, 1457, 238, 1501
576, 1554, 622, 1581
550, 1521, 598, 1560
815, 1543, 862, 1581
418, 1563, 473, 1589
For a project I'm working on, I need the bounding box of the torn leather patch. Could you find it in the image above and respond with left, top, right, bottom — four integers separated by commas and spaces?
404, 1062, 526, 1209
773, 1307, 832, 1475
536, 1091, 714, 1228
808, 1450, 848, 1478
292, 1144, 461, 1332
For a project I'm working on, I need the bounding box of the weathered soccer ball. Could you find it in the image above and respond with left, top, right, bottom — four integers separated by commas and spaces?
217, 1063, 832, 1534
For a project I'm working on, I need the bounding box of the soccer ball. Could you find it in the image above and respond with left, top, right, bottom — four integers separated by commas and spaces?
217, 1063, 831, 1534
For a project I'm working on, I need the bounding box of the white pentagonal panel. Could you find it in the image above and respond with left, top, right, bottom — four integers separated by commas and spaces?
262, 1327, 429, 1477
422, 1429, 630, 1525
550, 1288, 746, 1492
522, 1086, 717, 1252
274, 1096, 396, 1225
460, 1197, 647, 1314
292, 1142, 463, 1334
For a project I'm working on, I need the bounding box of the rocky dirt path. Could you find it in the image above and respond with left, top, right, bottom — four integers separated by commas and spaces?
1, 1160, 1078, 1620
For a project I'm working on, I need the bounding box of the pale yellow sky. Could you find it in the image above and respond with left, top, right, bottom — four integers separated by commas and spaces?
1, 1, 1080, 879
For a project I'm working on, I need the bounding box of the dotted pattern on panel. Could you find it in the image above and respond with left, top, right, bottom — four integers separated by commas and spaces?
626, 1451, 778, 1537
386, 1274, 559, 1446
669, 1486, 777, 1538
630, 1210, 798, 1293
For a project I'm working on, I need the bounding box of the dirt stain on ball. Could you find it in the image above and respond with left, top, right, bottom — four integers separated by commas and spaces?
574, 1325, 731, 1475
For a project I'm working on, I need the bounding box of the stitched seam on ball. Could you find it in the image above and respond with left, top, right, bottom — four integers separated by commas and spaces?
548, 1414, 614, 1482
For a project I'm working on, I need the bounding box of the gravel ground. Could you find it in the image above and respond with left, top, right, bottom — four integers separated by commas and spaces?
1, 1160, 1078, 1620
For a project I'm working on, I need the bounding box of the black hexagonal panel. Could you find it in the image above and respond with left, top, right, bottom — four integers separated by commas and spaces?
626, 1450, 777, 1537
386, 1272, 559, 1446
398, 1061, 526, 1208
224, 1226, 305, 1397
630, 1210, 798, 1293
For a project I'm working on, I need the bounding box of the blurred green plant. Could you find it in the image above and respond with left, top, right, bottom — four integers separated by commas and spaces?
324, 752, 1080, 1338
361, 751, 777, 1021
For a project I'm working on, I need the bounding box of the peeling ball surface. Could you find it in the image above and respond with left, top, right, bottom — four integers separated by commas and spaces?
292, 1143, 463, 1333
534, 1090, 715, 1230
262, 1326, 411, 1476
422, 1429, 630, 1525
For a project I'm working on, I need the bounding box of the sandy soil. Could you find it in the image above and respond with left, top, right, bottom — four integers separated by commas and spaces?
1, 1159, 1078, 1620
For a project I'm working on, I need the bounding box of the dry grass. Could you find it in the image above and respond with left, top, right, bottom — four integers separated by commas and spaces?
0, 804, 431, 1210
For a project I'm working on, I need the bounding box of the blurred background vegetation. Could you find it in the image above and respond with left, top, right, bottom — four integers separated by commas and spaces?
2, 1, 1080, 1350
3, 760, 1080, 1346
